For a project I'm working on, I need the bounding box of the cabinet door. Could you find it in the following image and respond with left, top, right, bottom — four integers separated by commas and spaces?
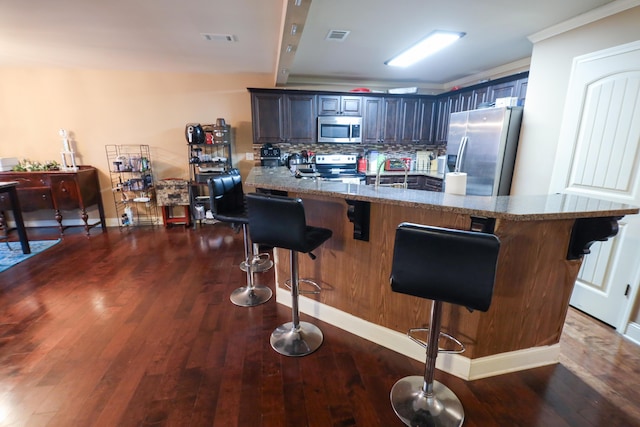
362, 97, 399, 143
341, 96, 362, 115
417, 99, 435, 143
362, 97, 383, 144
488, 81, 518, 102
471, 86, 489, 109
252, 93, 286, 143
449, 93, 463, 113
434, 97, 452, 143
399, 98, 420, 143
50, 175, 81, 211
285, 94, 316, 143
459, 90, 474, 112
516, 78, 528, 104
423, 176, 443, 192
318, 95, 341, 115
381, 98, 400, 143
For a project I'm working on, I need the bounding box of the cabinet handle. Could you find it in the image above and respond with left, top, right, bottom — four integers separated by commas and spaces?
42, 194, 47, 200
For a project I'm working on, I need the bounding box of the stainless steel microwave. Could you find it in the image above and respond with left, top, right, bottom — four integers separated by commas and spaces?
317, 116, 362, 143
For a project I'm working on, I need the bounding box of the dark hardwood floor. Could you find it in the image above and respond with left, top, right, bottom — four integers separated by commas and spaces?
1, 224, 639, 427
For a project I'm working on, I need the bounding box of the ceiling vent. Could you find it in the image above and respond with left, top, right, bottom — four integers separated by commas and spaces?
325, 30, 350, 42
201, 33, 237, 42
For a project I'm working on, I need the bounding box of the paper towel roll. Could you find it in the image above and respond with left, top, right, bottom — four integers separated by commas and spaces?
445, 172, 467, 195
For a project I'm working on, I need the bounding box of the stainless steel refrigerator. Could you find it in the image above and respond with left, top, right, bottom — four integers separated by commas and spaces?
445, 106, 523, 196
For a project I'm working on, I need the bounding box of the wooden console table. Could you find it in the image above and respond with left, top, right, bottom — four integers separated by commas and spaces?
0, 166, 106, 236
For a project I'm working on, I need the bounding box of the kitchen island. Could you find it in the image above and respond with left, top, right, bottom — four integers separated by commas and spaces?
245, 166, 639, 379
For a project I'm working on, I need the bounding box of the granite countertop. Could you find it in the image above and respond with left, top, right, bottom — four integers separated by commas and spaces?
245, 167, 639, 221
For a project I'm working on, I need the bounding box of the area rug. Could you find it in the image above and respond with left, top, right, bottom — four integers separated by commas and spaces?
0, 239, 61, 273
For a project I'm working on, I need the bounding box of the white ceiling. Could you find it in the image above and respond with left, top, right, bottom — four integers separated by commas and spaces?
0, 0, 619, 90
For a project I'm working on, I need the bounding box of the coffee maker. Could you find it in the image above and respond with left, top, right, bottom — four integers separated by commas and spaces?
260, 144, 281, 167
185, 123, 205, 145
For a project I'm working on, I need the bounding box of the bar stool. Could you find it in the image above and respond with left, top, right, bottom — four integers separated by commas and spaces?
389, 222, 500, 427
207, 171, 272, 307
217, 170, 272, 274
246, 192, 332, 357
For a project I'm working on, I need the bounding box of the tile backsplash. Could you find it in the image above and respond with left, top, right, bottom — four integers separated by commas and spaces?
253, 142, 445, 167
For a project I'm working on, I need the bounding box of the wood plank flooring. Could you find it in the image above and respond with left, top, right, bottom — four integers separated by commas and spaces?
1, 224, 639, 427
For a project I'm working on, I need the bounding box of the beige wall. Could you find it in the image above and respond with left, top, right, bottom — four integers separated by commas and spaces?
0, 68, 273, 220
510, 6, 640, 325
511, 6, 640, 195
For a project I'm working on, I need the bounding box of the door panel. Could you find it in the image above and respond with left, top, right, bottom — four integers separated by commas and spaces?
550, 40, 640, 329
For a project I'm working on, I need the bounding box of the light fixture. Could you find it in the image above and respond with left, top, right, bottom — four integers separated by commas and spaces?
386, 30, 465, 68
294, 0, 302, 5
290, 24, 298, 36
286, 44, 294, 53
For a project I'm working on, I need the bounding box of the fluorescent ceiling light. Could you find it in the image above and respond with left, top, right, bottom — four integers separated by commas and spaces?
386, 30, 465, 68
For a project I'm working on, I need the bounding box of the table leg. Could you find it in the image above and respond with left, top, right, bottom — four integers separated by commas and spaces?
7, 186, 30, 254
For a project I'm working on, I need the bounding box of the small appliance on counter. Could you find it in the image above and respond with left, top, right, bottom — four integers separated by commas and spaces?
185, 123, 205, 144
260, 143, 281, 167
385, 158, 411, 171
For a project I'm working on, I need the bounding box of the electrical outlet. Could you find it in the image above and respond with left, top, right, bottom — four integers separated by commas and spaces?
246, 152, 254, 161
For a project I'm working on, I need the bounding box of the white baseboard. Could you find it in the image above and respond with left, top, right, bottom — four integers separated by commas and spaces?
276, 287, 560, 380
624, 321, 640, 346
8, 218, 140, 228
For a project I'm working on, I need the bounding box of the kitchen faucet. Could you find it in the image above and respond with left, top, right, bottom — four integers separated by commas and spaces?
375, 158, 409, 189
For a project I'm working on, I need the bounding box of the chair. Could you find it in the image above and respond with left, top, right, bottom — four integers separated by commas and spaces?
389, 222, 500, 427
207, 170, 273, 307
246, 192, 332, 357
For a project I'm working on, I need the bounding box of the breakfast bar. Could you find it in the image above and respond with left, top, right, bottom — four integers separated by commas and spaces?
245, 166, 639, 380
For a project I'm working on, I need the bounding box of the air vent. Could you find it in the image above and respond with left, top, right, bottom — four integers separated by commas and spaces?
325, 30, 350, 41
201, 33, 237, 42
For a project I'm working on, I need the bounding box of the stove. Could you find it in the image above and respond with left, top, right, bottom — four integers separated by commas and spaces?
314, 154, 365, 180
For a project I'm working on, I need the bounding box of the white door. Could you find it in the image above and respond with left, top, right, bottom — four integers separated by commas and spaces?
549, 40, 640, 329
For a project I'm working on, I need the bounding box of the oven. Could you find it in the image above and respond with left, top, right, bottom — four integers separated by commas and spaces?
314, 154, 365, 183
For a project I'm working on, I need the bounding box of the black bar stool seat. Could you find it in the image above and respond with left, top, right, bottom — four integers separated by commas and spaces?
208, 170, 273, 307
389, 222, 500, 427
246, 192, 332, 357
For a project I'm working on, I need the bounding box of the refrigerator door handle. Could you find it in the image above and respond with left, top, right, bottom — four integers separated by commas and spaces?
455, 136, 468, 172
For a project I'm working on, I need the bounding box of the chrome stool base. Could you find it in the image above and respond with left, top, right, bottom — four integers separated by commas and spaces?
390, 376, 464, 427
284, 278, 321, 295
270, 321, 323, 357
230, 285, 273, 307
240, 253, 273, 273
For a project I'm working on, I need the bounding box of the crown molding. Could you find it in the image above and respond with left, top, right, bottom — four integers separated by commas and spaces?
528, 0, 640, 43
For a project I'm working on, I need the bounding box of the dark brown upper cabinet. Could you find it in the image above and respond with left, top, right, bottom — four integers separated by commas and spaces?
362, 97, 400, 144
317, 95, 362, 116
285, 94, 317, 143
248, 72, 527, 146
251, 91, 316, 144
399, 98, 435, 144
